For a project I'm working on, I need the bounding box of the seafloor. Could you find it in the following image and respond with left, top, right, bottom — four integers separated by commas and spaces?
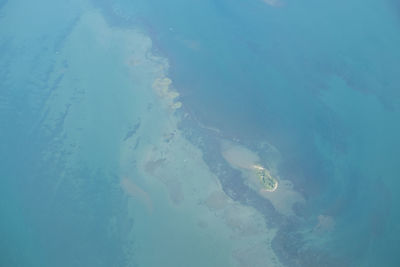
1, 0, 399, 266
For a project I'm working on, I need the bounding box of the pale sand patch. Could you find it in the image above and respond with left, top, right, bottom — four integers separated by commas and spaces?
221, 141, 260, 170
120, 177, 153, 213
221, 141, 304, 216
260, 179, 305, 216
152, 76, 182, 110
142, 156, 185, 205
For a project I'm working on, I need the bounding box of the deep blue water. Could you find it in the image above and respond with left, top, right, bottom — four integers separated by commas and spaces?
1, 0, 400, 266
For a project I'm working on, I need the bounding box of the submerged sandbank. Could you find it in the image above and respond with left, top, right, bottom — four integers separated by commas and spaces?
221, 141, 304, 216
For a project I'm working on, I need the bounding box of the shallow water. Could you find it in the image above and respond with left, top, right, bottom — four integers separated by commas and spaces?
1, 0, 400, 266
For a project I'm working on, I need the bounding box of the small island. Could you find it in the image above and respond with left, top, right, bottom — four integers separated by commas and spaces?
253, 164, 278, 192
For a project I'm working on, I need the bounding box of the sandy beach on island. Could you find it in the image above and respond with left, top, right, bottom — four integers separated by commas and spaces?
221, 141, 304, 216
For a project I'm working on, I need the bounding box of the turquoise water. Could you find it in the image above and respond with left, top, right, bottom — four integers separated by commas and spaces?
99, 0, 400, 264
1, 0, 400, 266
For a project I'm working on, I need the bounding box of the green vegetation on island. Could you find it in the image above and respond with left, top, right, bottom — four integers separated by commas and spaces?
253, 165, 278, 192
